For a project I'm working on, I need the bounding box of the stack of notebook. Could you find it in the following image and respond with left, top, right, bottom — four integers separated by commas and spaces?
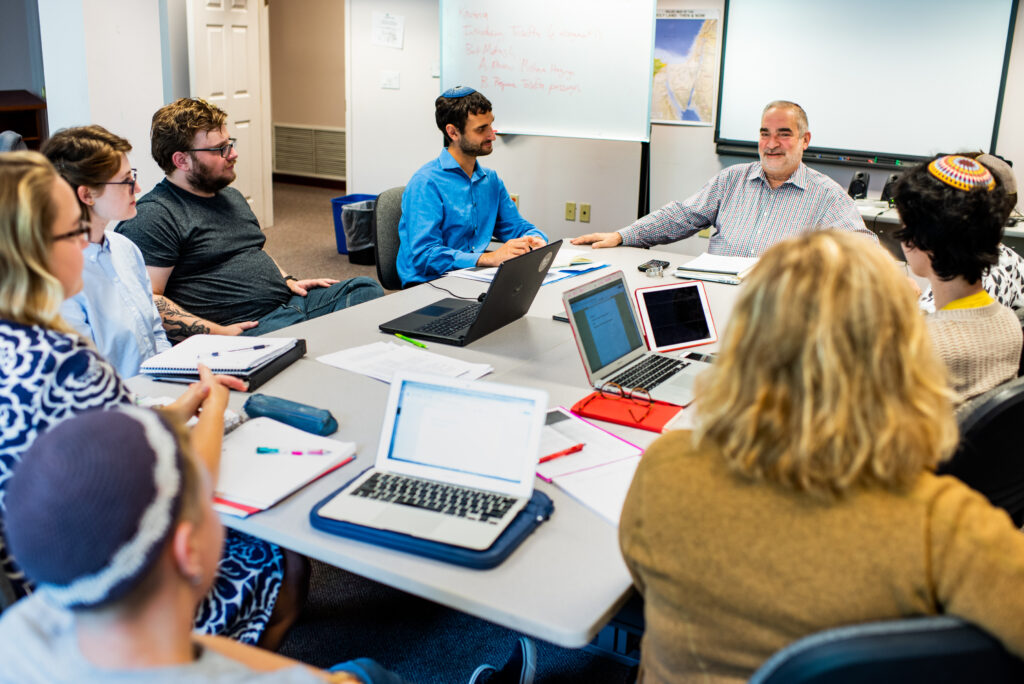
674, 253, 759, 285
139, 335, 306, 391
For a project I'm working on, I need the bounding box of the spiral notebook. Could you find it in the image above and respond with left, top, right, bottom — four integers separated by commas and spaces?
140, 335, 298, 375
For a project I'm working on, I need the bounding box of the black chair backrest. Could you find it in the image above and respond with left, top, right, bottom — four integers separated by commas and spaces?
938, 375, 1024, 527
1017, 322, 1024, 377
0, 572, 16, 615
749, 616, 1024, 684
373, 186, 405, 290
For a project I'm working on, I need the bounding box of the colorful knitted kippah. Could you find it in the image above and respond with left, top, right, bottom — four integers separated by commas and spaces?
441, 85, 476, 98
927, 155, 996, 192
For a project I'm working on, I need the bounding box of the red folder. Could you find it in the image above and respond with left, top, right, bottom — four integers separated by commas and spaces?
570, 391, 683, 433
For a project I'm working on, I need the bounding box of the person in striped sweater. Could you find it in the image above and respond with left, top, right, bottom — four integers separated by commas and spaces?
894, 154, 1022, 405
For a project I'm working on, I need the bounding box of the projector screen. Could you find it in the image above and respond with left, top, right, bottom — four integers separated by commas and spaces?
716, 0, 1017, 163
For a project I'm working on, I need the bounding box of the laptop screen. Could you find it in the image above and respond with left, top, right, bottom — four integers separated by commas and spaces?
640, 284, 712, 349
566, 278, 644, 374
383, 377, 541, 494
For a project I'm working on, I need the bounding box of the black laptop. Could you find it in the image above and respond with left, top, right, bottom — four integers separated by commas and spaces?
379, 240, 562, 346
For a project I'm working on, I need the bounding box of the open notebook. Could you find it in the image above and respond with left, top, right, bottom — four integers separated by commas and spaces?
537, 408, 643, 526
213, 418, 356, 517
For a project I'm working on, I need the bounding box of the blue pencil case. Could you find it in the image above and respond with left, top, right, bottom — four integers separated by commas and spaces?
310, 469, 554, 569
243, 393, 338, 436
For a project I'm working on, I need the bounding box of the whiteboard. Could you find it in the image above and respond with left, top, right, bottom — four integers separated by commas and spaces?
716, 0, 1016, 159
440, 0, 657, 142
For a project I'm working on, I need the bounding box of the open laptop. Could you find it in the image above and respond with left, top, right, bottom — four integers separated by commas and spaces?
314, 371, 548, 551
562, 270, 714, 407
379, 240, 562, 346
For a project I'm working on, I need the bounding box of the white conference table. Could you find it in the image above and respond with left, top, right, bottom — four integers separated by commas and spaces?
130, 244, 739, 648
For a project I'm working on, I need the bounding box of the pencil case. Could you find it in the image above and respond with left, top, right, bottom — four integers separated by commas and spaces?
242, 393, 338, 436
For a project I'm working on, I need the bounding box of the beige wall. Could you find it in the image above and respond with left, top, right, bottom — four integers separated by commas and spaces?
269, 0, 345, 127
348, 0, 1024, 244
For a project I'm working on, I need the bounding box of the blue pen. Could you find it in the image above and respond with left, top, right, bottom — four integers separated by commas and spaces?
212, 344, 268, 357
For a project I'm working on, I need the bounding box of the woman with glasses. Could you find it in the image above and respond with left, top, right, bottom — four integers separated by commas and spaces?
0, 151, 302, 650
619, 230, 1024, 683
41, 125, 171, 377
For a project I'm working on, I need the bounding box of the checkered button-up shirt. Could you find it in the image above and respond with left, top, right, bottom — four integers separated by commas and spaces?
619, 162, 876, 256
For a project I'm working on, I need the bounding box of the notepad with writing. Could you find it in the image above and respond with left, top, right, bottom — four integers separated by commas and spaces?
213, 418, 356, 518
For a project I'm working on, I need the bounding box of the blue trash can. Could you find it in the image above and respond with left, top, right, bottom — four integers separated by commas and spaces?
331, 194, 377, 254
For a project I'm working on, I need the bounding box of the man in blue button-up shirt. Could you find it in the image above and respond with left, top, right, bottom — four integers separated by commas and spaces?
396, 87, 548, 286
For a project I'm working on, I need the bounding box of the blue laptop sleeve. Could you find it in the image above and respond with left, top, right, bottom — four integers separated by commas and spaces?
309, 469, 554, 569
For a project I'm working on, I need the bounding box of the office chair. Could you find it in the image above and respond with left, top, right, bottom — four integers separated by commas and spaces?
1018, 323, 1024, 377
748, 616, 1024, 683
937, 375, 1024, 527
373, 186, 405, 290
0, 130, 27, 152
0, 572, 16, 615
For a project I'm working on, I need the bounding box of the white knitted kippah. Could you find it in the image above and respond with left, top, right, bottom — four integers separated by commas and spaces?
5, 406, 183, 608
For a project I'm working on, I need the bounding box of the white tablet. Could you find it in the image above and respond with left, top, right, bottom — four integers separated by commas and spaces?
633, 280, 718, 353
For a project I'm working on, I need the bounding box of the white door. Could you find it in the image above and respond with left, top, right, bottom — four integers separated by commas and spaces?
186, 0, 273, 226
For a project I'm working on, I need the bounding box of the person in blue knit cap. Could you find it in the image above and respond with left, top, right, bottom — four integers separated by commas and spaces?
0, 406, 537, 684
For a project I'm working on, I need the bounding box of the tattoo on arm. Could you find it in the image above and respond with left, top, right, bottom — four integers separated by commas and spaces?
154, 295, 213, 341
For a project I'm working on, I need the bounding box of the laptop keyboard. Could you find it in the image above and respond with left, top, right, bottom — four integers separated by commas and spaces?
609, 355, 688, 391
416, 302, 482, 336
352, 472, 517, 524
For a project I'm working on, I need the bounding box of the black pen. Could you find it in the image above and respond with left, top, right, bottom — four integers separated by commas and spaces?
211, 344, 268, 357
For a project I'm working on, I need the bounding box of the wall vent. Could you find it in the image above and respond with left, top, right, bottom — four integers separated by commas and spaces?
273, 124, 345, 180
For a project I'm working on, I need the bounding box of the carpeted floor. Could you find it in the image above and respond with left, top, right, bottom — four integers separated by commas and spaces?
267, 182, 635, 682
279, 561, 635, 683
263, 182, 380, 285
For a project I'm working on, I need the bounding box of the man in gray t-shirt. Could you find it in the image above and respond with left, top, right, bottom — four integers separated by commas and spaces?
117, 98, 383, 341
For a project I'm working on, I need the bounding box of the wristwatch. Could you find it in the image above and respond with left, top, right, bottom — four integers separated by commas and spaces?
284, 274, 297, 282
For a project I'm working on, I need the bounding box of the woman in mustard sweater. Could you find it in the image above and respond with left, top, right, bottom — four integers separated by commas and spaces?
620, 230, 1024, 684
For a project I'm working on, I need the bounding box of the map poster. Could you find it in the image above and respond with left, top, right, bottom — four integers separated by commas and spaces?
651, 9, 720, 126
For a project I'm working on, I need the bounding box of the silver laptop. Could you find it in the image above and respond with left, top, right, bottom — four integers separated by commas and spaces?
562, 270, 713, 407
316, 371, 548, 551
